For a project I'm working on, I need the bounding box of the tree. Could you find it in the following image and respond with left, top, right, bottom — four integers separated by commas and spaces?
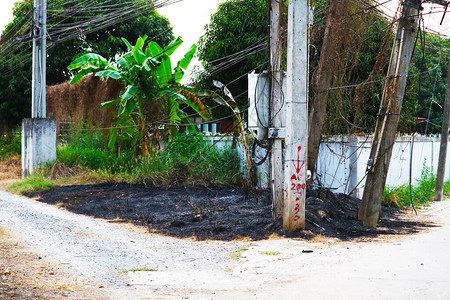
196, 0, 269, 114
308, 0, 390, 178
408, 33, 450, 133
0, 0, 174, 135
68, 35, 212, 155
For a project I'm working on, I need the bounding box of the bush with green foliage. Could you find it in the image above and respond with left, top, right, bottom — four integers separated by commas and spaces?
383, 161, 436, 208
57, 131, 136, 173
29, 131, 243, 187
0, 133, 21, 159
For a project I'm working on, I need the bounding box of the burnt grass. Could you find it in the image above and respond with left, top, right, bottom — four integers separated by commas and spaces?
26, 183, 436, 241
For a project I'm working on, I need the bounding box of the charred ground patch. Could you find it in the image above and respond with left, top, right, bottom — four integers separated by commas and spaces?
26, 183, 437, 241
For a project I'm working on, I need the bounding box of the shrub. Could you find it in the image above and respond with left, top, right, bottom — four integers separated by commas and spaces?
0, 133, 21, 159
383, 161, 436, 208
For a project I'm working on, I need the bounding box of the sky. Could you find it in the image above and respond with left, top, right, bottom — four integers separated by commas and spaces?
0, 0, 16, 32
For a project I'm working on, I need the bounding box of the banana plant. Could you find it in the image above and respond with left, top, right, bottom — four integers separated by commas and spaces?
68, 35, 212, 155
195, 81, 253, 187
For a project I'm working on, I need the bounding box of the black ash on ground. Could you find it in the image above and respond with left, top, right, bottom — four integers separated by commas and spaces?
27, 183, 436, 241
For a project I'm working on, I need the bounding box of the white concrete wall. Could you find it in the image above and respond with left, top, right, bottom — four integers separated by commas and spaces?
205, 134, 449, 195
315, 135, 446, 198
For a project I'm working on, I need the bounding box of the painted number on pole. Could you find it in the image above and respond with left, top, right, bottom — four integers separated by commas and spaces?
290, 146, 305, 221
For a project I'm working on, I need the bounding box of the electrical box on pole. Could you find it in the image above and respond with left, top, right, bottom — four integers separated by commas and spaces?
283, 0, 309, 231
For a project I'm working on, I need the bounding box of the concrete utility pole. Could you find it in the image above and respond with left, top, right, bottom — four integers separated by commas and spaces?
283, 0, 309, 231
358, 0, 420, 227
22, 0, 56, 177
434, 61, 450, 201
269, 0, 285, 220
32, 0, 46, 118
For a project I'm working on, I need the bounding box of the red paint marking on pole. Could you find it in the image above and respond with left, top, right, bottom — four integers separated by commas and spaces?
289, 145, 306, 222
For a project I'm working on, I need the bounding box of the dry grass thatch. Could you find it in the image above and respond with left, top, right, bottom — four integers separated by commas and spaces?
46, 74, 124, 133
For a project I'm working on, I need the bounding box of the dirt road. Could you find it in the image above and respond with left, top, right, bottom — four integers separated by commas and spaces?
1, 189, 450, 299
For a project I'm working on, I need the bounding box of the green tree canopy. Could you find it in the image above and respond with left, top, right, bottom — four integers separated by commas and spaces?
0, 0, 174, 135
196, 0, 269, 115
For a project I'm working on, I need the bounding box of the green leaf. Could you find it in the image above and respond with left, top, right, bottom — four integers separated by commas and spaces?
155, 55, 173, 87
122, 38, 134, 51
163, 36, 183, 56
169, 100, 181, 124
123, 52, 136, 65
177, 44, 197, 70
68, 53, 107, 70
95, 70, 121, 80
117, 57, 131, 69
146, 41, 163, 57
100, 98, 120, 109
119, 98, 136, 116
143, 57, 159, 71
133, 36, 148, 64
70, 67, 97, 84
173, 66, 184, 84
121, 85, 138, 101
108, 128, 119, 149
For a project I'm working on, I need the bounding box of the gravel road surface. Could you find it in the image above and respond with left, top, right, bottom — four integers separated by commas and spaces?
1, 189, 450, 299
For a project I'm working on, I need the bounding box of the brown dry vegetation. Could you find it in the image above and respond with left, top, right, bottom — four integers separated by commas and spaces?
0, 226, 109, 299
0, 156, 21, 189
46, 74, 124, 133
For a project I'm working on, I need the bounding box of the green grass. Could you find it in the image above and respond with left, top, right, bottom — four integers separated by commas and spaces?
8, 174, 55, 195
443, 181, 450, 196
383, 161, 437, 208
0, 133, 21, 159
261, 251, 281, 256
4, 131, 244, 194
121, 267, 157, 273
229, 243, 255, 260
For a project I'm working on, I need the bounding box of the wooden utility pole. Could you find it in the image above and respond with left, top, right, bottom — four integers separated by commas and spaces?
32, 0, 47, 118
358, 0, 420, 227
434, 61, 450, 201
269, 0, 285, 219
283, 0, 309, 231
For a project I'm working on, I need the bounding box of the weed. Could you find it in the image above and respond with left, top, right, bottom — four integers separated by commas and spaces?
4, 131, 244, 194
383, 160, 436, 208
261, 251, 280, 256
0, 133, 21, 159
229, 243, 255, 260
121, 267, 157, 273
443, 181, 450, 196
8, 174, 55, 195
